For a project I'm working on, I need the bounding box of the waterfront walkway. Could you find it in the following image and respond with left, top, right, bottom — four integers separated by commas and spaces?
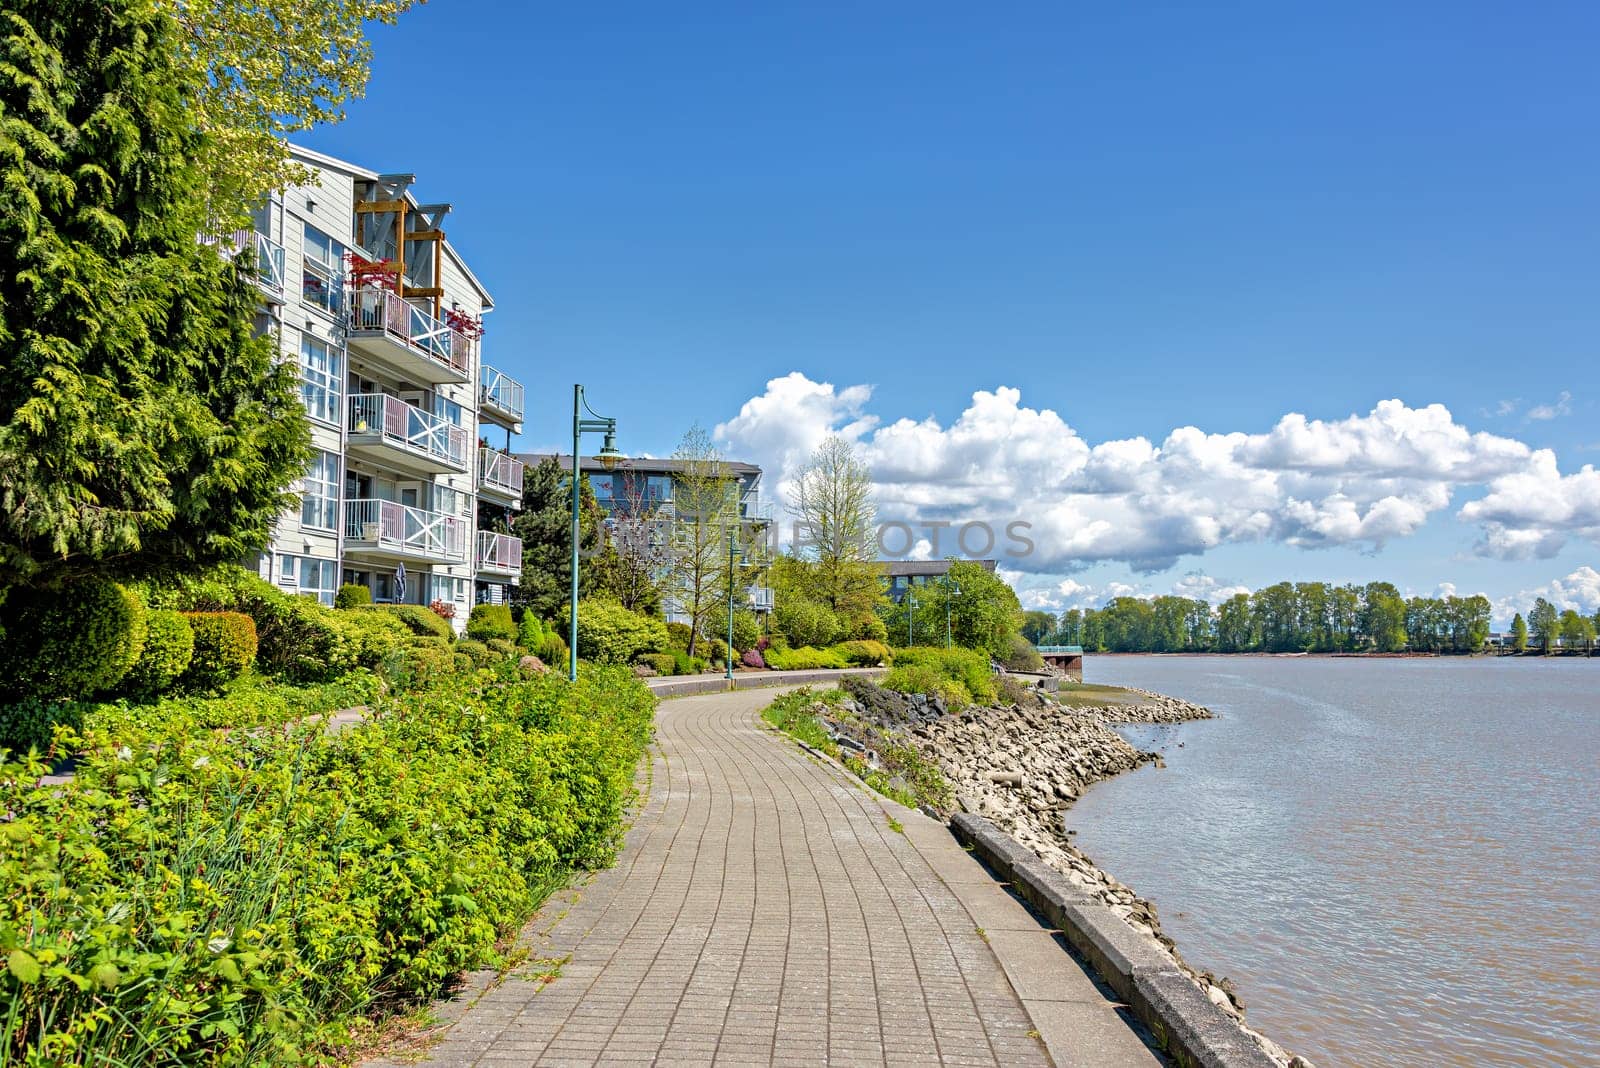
374, 686, 1161, 1067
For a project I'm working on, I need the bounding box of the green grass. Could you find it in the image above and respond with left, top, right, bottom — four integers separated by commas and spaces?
1052, 681, 1145, 708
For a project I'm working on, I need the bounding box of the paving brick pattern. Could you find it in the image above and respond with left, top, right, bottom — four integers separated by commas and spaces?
392, 687, 1052, 1067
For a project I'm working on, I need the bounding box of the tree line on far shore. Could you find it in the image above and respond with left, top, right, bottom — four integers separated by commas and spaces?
1021, 582, 1600, 655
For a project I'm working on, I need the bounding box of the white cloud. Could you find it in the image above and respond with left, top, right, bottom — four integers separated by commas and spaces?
718, 376, 1571, 574
1458, 453, 1600, 559
1494, 567, 1600, 624
1526, 390, 1573, 421
1171, 571, 1253, 604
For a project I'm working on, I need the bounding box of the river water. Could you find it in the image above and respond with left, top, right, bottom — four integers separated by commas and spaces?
1071, 655, 1599, 1068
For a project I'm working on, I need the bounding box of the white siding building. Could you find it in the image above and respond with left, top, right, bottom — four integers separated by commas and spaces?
238, 146, 526, 628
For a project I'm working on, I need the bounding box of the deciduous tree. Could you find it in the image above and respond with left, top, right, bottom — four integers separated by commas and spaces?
789, 435, 884, 621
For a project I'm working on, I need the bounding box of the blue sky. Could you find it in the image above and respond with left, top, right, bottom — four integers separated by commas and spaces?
298, 1, 1600, 622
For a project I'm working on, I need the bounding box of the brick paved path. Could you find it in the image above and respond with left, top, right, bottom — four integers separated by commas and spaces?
392, 687, 1057, 1067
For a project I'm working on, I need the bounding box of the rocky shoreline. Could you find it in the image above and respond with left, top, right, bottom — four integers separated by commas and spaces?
822, 677, 1308, 1067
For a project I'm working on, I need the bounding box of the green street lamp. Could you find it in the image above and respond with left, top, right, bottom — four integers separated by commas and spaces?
726, 526, 738, 681
943, 574, 962, 650
570, 384, 623, 682
906, 590, 918, 647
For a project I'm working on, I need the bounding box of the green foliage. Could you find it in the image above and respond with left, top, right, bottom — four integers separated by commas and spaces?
1529, 597, 1560, 653
372, 602, 455, 640
1001, 633, 1045, 671
665, 621, 694, 652
537, 632, 570, 671
466, 603, 516, 643
181, 612, 258, 690
0, 698, 90, 757
636, 652, 677, 676
337, 607, 414, 668
0, 578, 148, 699
830, 640, 892, 667
730, 610, 761, 652
517, 612, 546, 650
1510, 613, 1528, 652
773, 595, 843, 650
453, 639, 493, 668
123, 608, 194, 696
0, 666, 654, 1064
885, 646, 996, 705
511, 459, 605, 621
848, 614, 889, 642
760, 687, 843, 755
486, 638, 519, 659
0, 0, 309, 588
335, 584, 372, 609
764, 646, 848, 670
572, 599, 669, 665
380, 641, 455, 692
670, 651, 707, 676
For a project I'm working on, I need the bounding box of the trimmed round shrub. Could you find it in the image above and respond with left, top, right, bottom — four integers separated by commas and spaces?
375, 603, 455, 640
537, 632, 569, 670
670, 651, 707, 676
486, 638, 519, 659
849, 615, 889, 643
340, 608, 413, 667
636, 652, 675, 676
181, 611, 258, 690
335, 583, 372, 608
1002, 632, 1045, 672
454, 639, 493, 668
0, 578, 147, 699
773, 596, 841, 650
380, 640, 456, 691
466, 603, 516, 643
454, 653, 475, 673
665, 620, 693, 652
574, 600, 669, 665
123, 609, 195, 696
831, 639, 891, 667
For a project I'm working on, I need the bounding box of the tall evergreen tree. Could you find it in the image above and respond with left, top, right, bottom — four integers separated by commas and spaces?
0, 0, 308, 590
510, 458, 604, 621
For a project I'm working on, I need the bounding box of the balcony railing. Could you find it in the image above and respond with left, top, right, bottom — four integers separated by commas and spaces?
476, 531, 523, 574
479, 365, 525, 422
348, 288, 472, 377
747, 585, 776, 611
202, 229, 286, 302
348, 394, 468, 469
478, 448, 525, 498
344, 499, 466, 561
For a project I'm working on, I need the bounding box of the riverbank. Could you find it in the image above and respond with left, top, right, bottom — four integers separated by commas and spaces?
902, 684, 1309, 1067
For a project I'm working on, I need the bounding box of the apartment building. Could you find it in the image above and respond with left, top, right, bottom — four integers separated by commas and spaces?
228, 145, 527, 628
519, 454, 778, 621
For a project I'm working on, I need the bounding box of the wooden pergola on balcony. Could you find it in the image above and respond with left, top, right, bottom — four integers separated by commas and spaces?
353, 173, 452, 320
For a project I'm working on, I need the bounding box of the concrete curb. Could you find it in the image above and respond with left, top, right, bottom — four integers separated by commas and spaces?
950, 812, 1279, 1068
646, 667, 885, 700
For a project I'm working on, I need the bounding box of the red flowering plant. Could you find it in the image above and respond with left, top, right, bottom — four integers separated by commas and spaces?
444, 308, 484, 339
429, 599, 456, 621
347, 251, 398, 291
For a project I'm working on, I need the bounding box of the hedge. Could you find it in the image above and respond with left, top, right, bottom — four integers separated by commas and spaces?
334, 584, 372, 609
572, 600, 669, 665
370, 602, 454, 641
122, 609, 195, 696
830, 639, 892, 666
0, 578, 148, 699
0, 667, 655, 1065
764, 645, 847, 670
181, 611, 258, 690
466, 604, 515, 643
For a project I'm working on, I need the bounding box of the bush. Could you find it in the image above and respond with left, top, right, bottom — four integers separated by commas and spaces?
637, 652, 676, 676
486, 638, 519, 659
730, 610, 760, 651
670, 651, 707, 676
741, 648, 766, 669
573, 600, 669, 665
517, 612, 546, 650
122, 609, 195, 696
884, 645, 996, 705
831, 639, 892, 667
0, 667, 656, 1064
1002, 632, 1045, 672
466, 603, 516, 643
378, 602, 457, 640
537, 632, 570, 671
848, 615, 889, 642
181, 612, 258, 690
0, 578, 148, 699
380, 640, 456, 692
773, 596, 842, 650
0, 698, 90, 756
339, 608, 414, 668
453, 639, 494, 668
665, 620, 693, 652
702, 636, 728, 665
764, 645, 847, 670
335, 584, 372, 608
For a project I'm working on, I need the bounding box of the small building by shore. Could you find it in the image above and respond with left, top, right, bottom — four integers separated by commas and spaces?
1036, 644, 1085, 681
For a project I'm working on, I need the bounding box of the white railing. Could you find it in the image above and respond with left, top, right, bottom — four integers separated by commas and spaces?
348, 394, 467, 468
344, 499, 466, 561
202, 229, 285, 300
347, 288, 472, 376
476, 531, 523, 573
478, 448, 525, 497
479, 365, 525, 421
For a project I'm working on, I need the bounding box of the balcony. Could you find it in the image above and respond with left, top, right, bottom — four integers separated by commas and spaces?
344, 499, 467, 564
478, 448, 525, 504
747, 585, 776, 612
203, 229, 286, 304
346, 288, 471, 384
476, 531, 523, 579
346, 394, 469, 475
479, 365, 525, 429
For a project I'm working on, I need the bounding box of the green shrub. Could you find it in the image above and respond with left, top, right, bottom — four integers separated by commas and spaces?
573, 599, 669, 664
636, 652, 676, 676
702, 636, 728, 665
339, 607, 414, 668
122, 609, 195, 696
764, 645, 848, 670
0, 698, 90, 756
1002, 632, 1045, 671
537, 632, 570, 671
486, 638, 519, 659
517, 612, 546, 650
884, 645, 996, 705
849, 615, 889, 642
665, 620, 693, 652
730, 610, 760, 651
670, 651, 707, 676
453, 639, 494, 668
373, 602, 455, 640
466, 603, 516, 643
335, 583, 372, 608
0, 578, 148, 699
831, 639, 892, 666
0, 667, 656, 1064
181, 611, 258, 690
773, 596, 842, 650
380, 640, 457, 692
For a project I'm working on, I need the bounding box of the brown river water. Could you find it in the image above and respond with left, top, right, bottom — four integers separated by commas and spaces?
1071, 655, 1599, 1068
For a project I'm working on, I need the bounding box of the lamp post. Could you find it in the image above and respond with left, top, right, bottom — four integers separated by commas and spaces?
906, 590, 918, 647
943, 574, 962, 650
570, 384, 623, 682
726, 526, 738, 681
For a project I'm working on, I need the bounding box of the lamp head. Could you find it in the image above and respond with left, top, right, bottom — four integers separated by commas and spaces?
597, 425, 625, 470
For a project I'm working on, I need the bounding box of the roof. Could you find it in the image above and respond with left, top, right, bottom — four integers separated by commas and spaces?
882, 559, 999, 577
286, 143, 495, 311
519, 454, 763, 478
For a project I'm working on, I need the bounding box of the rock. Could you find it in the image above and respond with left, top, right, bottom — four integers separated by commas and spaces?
518, 655, 548, 676
632, 664, 657, 677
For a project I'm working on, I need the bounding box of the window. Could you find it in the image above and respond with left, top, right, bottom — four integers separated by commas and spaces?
299, 336, 341, 424
302, 224, 344, 316
300, 450, 339, 531
275, 554, 338, 605
433, 485, 467, 517
432, 394, 464, 428
425, 575, 468, 605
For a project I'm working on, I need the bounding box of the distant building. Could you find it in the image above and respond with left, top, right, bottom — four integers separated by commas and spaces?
519, 454, 776, 620
882, 558, 998, 604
